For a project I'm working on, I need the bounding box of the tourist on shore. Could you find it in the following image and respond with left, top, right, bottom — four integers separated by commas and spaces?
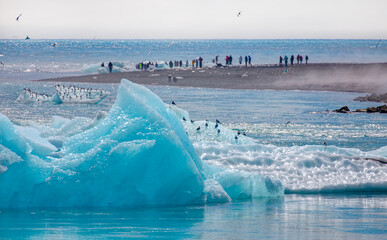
199, 57, 203, 68
195, 59, 199, 68
245, 56, 248, 66
226, 55, 229, 65
239, 56, 242, 64
169, 61, 173, 68
300, 55, 303, 64
248, 56, 251, 66
108, 62, 113, 73
229, 55, 233, 65
290, 55, 294, 65
192, 60, 195, 67
305, 55, 309, 64
279, 56, 283, 66
186, 60, 189, 67
284, 56, 288, 66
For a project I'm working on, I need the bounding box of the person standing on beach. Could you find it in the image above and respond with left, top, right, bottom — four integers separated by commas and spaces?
284, 56, 288, 66
239, 56, 242, 65
215, 55, 219, 64
305, 55, 309, 64
192, 60, 195, 68
195, 59, 198, 68
244, 56, 248, 66
279, 56, 283, 66
226, 56, 229, 65
199, 57, 203, 68
290, 55, 294, 65
229, 55, 233, 65
108, 62, 113, 73
248, 56, 251, 66
300, 55, 303, 64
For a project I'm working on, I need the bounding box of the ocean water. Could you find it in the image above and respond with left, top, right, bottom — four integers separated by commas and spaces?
0, 39, 386, 81
0, 40, 386, 239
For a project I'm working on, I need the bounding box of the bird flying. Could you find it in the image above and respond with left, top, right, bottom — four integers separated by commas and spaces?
16, 14, 22, 21
237, 11, 242, 17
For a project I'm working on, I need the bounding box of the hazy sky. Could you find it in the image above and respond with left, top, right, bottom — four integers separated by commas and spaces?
1, 0, 386, 39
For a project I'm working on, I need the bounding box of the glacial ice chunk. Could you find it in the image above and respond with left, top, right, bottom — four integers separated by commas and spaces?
0, 79, 284, 208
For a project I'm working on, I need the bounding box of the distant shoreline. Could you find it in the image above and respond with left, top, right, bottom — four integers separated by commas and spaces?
38, 63, 387, 94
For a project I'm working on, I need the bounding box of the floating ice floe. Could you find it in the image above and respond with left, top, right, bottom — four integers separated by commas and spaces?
16, 85, 109, 104
0, 79, 283, 208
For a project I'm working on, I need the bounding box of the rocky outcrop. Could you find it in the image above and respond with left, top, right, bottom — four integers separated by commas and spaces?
354, 93, 387, 103
335, 105, 387, 113
334, 106, 350, 113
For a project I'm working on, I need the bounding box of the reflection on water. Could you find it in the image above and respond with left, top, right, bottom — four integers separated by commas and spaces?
0, 195, 385, 239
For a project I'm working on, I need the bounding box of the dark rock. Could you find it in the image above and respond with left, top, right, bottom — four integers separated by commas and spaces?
354, 93, 387, 103
334, 106, 350, 113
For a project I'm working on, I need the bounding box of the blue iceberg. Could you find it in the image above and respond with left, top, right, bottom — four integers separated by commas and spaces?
0, 79, 283, 209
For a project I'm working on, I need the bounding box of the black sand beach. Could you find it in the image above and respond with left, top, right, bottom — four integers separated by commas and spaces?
39, 63, 387, 93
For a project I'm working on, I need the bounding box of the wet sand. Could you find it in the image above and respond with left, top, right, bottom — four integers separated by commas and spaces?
39, 63, 387, 93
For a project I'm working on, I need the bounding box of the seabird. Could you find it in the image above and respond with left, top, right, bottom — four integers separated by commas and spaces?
183, 117, 186, 121
190, 120, 194, 124
323, 141, 327, 146
217, 129, 220, 134
196, 126, 200, 131
0, 61, 4, 66
285, 121, 293, 126
172, 101, 176, 105
243, 132, 247, 136
216, 119, 221, 124
235, 135, 238, 140
237, 131, 241, 135
375, 39, 382, 48
205, 122, 208, 127
237, 11, 242, 17
52, 42, 57, 47
215, 122, 218, 128
16, 13, 22, 21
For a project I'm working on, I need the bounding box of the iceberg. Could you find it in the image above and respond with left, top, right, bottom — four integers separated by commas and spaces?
0, 79, 283, 209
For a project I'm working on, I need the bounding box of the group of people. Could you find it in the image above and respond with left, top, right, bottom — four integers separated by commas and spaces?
135, 61, 155, 71
279, 54, 309, 66
101, 62, 114, 73
213, 55, 252, 66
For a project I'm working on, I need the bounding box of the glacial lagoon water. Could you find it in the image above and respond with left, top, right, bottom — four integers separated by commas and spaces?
0, 79, 386, 239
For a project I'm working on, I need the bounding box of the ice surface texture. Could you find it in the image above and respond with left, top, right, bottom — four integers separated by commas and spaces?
0, 79, 282, 208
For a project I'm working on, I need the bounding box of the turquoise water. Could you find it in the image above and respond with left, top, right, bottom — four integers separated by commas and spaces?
1, 195, 386, 239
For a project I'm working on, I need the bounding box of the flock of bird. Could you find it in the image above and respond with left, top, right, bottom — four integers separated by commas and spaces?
172, 101, 247, 141
17, 85, 108, 104
55, 85, 108, 102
